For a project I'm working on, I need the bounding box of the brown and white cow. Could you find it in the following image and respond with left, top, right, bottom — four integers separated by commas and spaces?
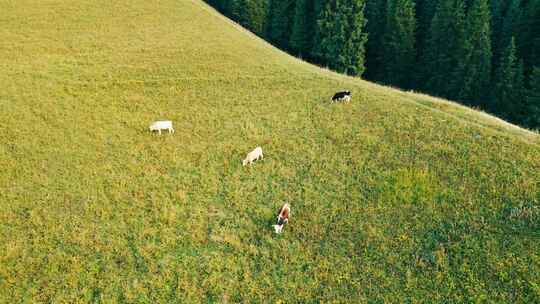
273, 203, 290, 234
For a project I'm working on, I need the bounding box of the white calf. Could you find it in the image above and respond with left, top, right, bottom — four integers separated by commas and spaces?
149, 120, 174, 135
242, 146, 263, 166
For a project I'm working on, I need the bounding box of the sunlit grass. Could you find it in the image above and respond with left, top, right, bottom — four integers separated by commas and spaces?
0, 0, 539, 302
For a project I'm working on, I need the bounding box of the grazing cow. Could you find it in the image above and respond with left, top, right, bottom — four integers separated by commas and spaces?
331, 90, 352, 103
149, 120, 174, 135
273, 203, 290, 234
243, 146, 263, 166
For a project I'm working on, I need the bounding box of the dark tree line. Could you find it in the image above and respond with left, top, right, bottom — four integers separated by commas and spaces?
205, 0, 540, 129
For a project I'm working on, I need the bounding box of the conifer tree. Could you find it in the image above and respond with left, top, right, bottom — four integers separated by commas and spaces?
364, 0, 387, 80
500, 0, 520, 44
513, 59, 526, 120
230, 0, 269, 36
492, 0, 520, 72
534, 38, 540, 75
526, 67, 540, 128
229, 0, 246, 28
312, 0, 328, 21
516, 0, 540, 75
290, 0, 313, 56
266, 0, 296, 50
489, 0, 504, 45
379, 0, 416, 88
493, 37, 525, 120
530, 2, 540, 70
415, 0, 438, 58
421, 0, 467, 98
308, 0, 331, 62
412, 0, 438, 89
454, 0, 492, 106
316, 0, 368, 76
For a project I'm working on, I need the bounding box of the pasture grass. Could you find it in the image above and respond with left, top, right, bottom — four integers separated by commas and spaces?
0, 0, 539, 302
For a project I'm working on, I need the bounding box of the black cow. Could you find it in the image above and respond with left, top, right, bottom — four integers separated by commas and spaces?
331, 90, 352, 103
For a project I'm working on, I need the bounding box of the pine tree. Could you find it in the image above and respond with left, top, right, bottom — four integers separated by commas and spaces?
513, 59, 526, 121
489, 0, 504, 44
531, 2, 540, 70
492, 0, 520, 72
517, 0, 540, 76
266, 0, 296, 50
500, 0, 520, 45
534, 37, 540, 75
420, 0, 467, 98
379, 0, 416, 88
230, 0, 270, 36
229, 0, 245, 26
316, 0, 368, 76
454, 0, 492, 106
526, 67, 540, 128
415, 0, 438, 57
364, 0, 387, 80
290, 0, 315, 56
493, 37, 526, 120
412, 0, 438, 89
309, 0, 331, 62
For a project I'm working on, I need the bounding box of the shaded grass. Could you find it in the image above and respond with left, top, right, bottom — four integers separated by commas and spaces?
0, 0, 539, 302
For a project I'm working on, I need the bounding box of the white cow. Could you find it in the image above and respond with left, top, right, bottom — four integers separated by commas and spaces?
149, 120, 174, 135
243, 146, 263, 166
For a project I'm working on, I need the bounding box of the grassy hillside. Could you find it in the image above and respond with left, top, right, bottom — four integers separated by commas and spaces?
0, 0, 539, 302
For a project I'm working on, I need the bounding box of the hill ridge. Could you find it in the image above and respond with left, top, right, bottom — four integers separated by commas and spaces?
199, 0, 538, 144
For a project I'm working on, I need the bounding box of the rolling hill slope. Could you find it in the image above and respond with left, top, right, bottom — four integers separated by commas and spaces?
0, 0, 539, 302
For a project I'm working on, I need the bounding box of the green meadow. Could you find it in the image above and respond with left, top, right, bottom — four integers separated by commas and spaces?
0, 0, 539, 302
